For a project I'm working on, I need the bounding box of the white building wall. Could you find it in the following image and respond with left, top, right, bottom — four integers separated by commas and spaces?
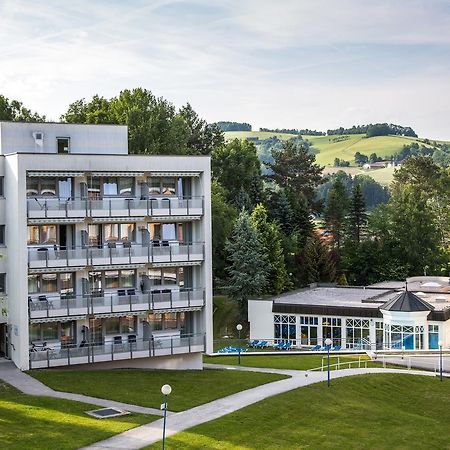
248, 300, 274, 340
0, 122, 128, 155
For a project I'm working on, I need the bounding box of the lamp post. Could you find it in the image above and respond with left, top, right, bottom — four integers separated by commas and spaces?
236, 324, 243, 365
438, 341, 443, 382
161, 384, 172, 450
325, 338, 333, 387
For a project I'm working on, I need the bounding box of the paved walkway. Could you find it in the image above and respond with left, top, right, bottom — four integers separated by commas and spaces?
82, 365, 435, 450
0, 359, 164, 416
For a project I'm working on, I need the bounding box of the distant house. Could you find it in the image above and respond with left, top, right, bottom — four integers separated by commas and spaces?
362, 160, 397, 170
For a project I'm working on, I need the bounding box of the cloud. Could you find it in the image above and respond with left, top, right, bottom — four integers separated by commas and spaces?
0, 0, 449, 139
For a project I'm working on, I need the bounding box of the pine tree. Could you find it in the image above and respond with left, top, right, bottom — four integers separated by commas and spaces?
250, 204, 291, 294
347, 183, 368, 243
300, 235, 336, 284
324, 179, 350, 249
225, 210, 268, 318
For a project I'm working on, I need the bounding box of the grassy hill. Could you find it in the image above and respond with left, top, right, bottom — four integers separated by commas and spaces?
224, 131, 449, 185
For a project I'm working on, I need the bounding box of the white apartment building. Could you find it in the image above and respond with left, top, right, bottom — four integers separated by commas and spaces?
0, 121, 213, 371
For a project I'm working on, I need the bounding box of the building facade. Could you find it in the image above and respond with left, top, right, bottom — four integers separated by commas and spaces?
248, 277, 450, 351
0, 122, 213, 370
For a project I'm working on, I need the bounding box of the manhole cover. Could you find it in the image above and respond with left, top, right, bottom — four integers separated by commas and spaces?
85, 407, 130, 419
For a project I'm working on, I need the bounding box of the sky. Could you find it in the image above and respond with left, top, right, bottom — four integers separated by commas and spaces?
1, 0, 450, 139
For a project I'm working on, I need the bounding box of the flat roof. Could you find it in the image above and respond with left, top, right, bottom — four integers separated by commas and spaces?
272, 287, 397, 309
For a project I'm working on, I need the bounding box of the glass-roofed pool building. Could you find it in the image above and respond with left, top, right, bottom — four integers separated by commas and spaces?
248, 277, 450, 351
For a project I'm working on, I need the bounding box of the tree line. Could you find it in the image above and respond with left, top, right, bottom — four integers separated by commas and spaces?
327, 123, 417, 138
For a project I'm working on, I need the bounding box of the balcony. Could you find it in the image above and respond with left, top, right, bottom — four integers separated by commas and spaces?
29, 288, 205, 319
29, 333, 205, 369
28, 242, 205, 269
27, 197, 204, 219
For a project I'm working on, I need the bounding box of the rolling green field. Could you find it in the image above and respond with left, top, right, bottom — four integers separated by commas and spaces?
146, 374, 450, 450
223, 131, 448, 176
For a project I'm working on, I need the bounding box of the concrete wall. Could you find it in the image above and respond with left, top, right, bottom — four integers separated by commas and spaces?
54, 352, 203, 371
0, 122, 128, 155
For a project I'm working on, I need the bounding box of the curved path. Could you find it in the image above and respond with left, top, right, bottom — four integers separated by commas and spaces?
82, 364, 435, 450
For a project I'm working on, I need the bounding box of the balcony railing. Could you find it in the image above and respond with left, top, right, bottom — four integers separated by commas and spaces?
29, 333, 206, 369
27, 196, 204, 219
29, 288, 205, 319
28, 242, 205, 269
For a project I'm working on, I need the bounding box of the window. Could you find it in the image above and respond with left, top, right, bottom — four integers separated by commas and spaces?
147, 268, 182, 287
0, 176, 4, 196
299, 316, 318, 345
104, 316, 137, 334
27, 225, 57, 245
40, 178, 57, 196
104, 223, 135, 242
0, 225, 5, 245
30, 321, 75, 343
148, 222, 184, 241
28, 273, 74, 295
0, 273, 5, 293
29, 322, 58, 341
87, 178, 101, 200
26, 177, 73, 199
322, 317, 342, 345
57, 137, 70, 154
147, 177, 178, 196
41, 273, 57, 293
99, 177, 134, 197
88, 270, 136, 292
345, 318, 370, 349
147, 312, 186, 331
274, 315, 296, 344
429, 324, 439, 350
105, 271, 119, 289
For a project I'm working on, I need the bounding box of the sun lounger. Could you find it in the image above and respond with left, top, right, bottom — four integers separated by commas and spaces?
310, 345, 321, 351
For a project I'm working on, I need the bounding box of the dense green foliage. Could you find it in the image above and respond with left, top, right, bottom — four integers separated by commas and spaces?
0, 94, 45, 122
327, 123, 417, 137
259, 127, 325, 136
225, 210, 268, 317
61, 89, 223, 155
215, 121, 251, 131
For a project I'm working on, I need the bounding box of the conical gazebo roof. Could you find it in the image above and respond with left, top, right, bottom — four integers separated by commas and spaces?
380, 291, 434, 312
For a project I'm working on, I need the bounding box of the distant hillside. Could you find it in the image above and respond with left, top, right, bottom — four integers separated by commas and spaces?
224, 131, 450, 185
224, 131, 446, 166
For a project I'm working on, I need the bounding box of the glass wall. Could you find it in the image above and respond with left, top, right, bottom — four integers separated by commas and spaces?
274, 315, 296, 344
299, 316, 318, 345
322, 317, 342, 345
345, 318, 370, 349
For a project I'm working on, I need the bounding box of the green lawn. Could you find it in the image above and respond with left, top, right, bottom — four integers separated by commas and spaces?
205, 354, 372, 371
29, 369, 287, 412
146, 374, 450, 449
0, 381, 156, 450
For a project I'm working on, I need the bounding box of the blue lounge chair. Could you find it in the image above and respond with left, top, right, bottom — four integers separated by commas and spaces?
256, 340, 268, 349
332, 345, 341, 351
310, 345, 321, 351
248, 340, 260, 348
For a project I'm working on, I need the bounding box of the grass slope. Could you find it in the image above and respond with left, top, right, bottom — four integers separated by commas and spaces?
0, 381, 156, 450
224, 131, 448, 169
146, 374, 450, 450
29, 369, 287, 412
